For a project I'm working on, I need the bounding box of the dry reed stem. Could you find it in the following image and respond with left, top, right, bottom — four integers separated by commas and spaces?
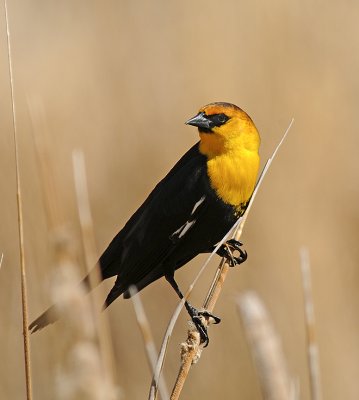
149, 227, 235, 400
28, 100, 119, 399
72, 150, 117, 388
237, 292, 296, 400
0, 253, 4, 270
168, 119, 294, 400
4, 1, 33, 398
28, 98, 64, 229
50, 241, 118, 400
300, 247, 322, 400
129, 286, 170, 400
170, 329, 200, 400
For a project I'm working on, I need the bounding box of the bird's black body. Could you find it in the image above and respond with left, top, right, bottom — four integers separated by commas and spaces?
100, 142, 238, 306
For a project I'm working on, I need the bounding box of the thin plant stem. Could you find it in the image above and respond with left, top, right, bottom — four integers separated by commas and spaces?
72, 150, 117, 387
129, 286, 170, 400
27, 98, 62, 230
28, 99, 120, 397
4, 1, 33, 399
149, 226, 235, 400
300, 247, 322, 400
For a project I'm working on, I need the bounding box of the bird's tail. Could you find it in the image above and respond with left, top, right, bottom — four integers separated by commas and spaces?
28, 266, 100, 334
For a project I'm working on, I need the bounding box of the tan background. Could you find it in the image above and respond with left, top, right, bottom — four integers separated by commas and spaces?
1, 1, 358, 399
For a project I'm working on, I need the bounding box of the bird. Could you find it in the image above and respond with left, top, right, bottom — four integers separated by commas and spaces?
29, 102, 261, 345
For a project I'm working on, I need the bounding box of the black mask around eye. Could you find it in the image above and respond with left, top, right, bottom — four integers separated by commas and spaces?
206, 113, 230, 127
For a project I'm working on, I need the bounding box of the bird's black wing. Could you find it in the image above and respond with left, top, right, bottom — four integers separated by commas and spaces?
99, 142, 220, 305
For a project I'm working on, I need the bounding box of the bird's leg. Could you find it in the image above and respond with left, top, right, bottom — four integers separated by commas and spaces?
165, 273, 220, 347
216, 238, 247, 267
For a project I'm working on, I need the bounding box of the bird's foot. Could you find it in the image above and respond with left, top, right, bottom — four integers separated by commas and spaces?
217, 239, 247, 267
186, 304, 221, 347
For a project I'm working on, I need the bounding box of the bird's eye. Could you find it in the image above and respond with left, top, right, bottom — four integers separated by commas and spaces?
210, 113, 229, 126
218, 114, 227, 123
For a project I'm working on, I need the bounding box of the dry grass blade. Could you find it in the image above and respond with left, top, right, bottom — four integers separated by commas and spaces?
72, 150, 116, 387
168, 119, 294, 399
300, 247, 322, 400
233, 118, 294, 241
129, 286, 170, 400
0, 253, 4, 270
4, 0, 33, 398
237, 291, 296, 400
148, 296, 185, 400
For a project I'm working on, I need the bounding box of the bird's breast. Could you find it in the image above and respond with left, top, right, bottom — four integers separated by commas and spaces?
206, 150, 259, 211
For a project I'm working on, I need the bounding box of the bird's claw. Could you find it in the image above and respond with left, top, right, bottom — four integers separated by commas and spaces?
218, 239, 247, 267
191, 309, 221, 347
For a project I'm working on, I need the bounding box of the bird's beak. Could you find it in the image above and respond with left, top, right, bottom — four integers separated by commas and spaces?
185, 112, 212, 129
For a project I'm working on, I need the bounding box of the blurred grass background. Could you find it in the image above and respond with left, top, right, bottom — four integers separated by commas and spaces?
1, 0, 359, 399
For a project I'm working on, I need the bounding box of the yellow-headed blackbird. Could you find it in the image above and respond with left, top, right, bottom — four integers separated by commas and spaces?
29, 102, 260, 344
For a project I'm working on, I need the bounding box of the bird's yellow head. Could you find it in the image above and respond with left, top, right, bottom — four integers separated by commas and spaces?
186, 102, 260, 158
186, 102, 261, 208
